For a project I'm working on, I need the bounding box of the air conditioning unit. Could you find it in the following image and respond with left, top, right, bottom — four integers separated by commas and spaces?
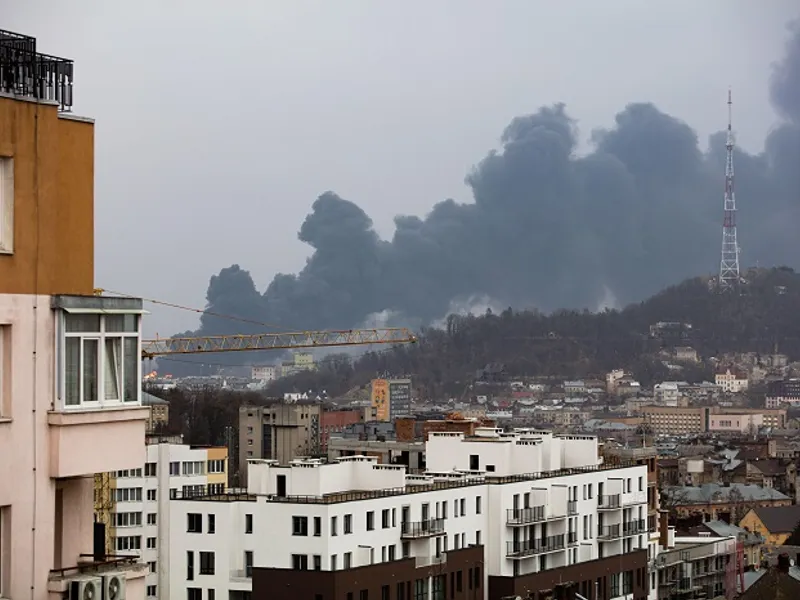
103, 572, 126, 600
69, 576, 102, 600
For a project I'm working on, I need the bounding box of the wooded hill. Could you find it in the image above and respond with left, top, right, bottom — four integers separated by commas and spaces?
265, 267, 800, 399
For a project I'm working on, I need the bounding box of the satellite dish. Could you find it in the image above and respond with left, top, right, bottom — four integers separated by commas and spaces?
791, 559, 796, 567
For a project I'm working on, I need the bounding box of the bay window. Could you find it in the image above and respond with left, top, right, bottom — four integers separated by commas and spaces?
61, 312, 141, 408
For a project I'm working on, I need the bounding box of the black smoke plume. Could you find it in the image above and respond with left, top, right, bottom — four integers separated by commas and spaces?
194, 22, 800, 342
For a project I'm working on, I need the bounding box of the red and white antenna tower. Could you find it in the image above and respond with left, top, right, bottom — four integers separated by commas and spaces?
718, 88, 741, 291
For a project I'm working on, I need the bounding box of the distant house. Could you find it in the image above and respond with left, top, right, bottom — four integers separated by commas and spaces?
716, 367, 749, 393
674, 347, 699, 363
664, 483, 791, 521
740, 505, 800, 547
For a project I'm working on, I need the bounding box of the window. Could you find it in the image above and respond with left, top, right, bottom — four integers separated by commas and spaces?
114, 488, 143, 502
146, 585, 157, 597
331, 515, 338, 536
145, 463, 157, 477
188, 513, 202, 533
187, 552, 194, 581
381, 586, 390, 600
208, 514, 216, 534
182, 461, 205, 476
245, 513, 253, 534
170, 462, 180, 476
0, 157, 14, 254
207, 459, 225, 474
0, 325, 9, 419
476, 530, 481, 545
382, 509, 390, 528
343, 552, 352, 569
366, 511, 375, 531
199, 552, 215, 575
331, 554, 337, 570
475, 496, 481, 514
460, 498, 466, 516
114, 536, 141, 551
187, 588, 201, 600
313, 555, 321, 571
244, 551, 253, 577
360, 591, 368, 600
62, 313, 140, 408
388, 545, 396, 561
639, 476, 644, 491
344, 514, 353, 534
414, 578, 428, 600
146, 537, 156, 549
292, 516, 308, 536
147, 513, 156, 525
148, 562, 156, 573
292, 554, 308, 570
113, 512, 142, 527
208, 590, 215, 600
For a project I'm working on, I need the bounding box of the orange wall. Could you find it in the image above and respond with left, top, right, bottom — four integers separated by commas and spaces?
0, 96, 94, 295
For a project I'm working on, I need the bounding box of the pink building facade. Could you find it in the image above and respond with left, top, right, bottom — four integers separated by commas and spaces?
708, 413, 763, 433
0, 30, 148, 600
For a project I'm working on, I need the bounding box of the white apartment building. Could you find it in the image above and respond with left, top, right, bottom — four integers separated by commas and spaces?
103, 440, 229, 600
169, 429, 650, 600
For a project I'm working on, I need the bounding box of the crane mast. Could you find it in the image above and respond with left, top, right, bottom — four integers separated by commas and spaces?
141, 328, 417, 359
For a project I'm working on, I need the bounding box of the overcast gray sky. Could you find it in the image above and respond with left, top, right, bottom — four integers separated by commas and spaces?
2, 0, 798, 336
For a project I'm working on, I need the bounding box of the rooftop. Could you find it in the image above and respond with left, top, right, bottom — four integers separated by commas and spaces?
0, 29, 74, 112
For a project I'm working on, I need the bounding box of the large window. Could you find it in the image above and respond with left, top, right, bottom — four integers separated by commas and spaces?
62, 313, 140, 408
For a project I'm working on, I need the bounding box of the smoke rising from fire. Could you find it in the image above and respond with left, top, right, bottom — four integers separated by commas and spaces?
195, 22, 800, 339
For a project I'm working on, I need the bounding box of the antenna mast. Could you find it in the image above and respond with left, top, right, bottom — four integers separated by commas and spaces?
718, 88, 741, 292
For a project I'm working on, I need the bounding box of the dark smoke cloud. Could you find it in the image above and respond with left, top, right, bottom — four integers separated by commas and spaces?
197, 22, 800, 338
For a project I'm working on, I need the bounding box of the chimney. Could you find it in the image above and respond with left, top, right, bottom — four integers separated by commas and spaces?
659, 511, 669, 548
778, 553, 791, 574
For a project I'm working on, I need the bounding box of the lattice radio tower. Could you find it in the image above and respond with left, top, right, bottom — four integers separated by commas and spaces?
718, 88, 741, 292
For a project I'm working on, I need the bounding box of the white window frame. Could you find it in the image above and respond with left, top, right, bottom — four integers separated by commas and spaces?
0, 157, 13, 254
56, 311, 142, 410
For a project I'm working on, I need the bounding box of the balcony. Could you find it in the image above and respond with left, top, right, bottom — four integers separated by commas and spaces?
415, 553, 447, 568
506, 534, 566, 558
507, 506, 544, 525
623, 491, 648, 505
597, 524, 622, 540
48, 296, 149, 478
48, 555, 147, 595
623, 519, 647, 536
567, 532, 578, 545
598, 494, 621, 510
401, 518, 446, 539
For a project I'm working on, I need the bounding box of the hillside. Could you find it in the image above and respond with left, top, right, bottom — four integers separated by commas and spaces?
264, 267, 800, 398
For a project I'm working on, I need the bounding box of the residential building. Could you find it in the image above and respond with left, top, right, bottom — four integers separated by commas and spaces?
709, 413, 764, 433
320, 408, 362, 452
370, 377, 413, 421
739, 506, 800, 548
651, 531, 737, 600
327, 437, 426, 470
169, 428, 650, 600
715, 367, 749, 393
142, 390, 170, 433
682, 519, 763, 569
766, 378, 800, 408
0, 30, 148, 600
664, 483, 791, 522
674, 347, 699, 363
238, 402, 321, 485
740, 553, 800, 599
250, 365, 277, 382
653, 382, 684, 405
98, 439, 228, 600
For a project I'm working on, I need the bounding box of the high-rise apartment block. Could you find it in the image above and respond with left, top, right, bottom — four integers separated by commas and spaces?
0, 29, 148, 600
237, 403, 321, 484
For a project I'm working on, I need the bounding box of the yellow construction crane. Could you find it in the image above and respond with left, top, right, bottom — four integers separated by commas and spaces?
141, 328, 418, 359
